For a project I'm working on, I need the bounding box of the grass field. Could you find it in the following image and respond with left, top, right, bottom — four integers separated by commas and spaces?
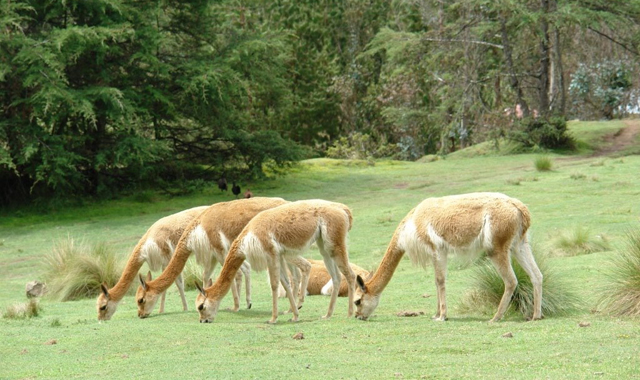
1, 120, 640, 379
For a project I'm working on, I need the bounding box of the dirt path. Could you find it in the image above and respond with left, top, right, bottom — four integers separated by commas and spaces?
593, 119, 640, 156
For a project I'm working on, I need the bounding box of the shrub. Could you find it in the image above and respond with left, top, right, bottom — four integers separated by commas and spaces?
534, 156, 553, 172
551, 227, 610, 257
509, 117, 574, 149
43, 238, 125, 301
569, 60, 634, 120
3, 299, 41, 319
459, 250, 580, 318
598, 230, 640, 316
326, 132, 398, 160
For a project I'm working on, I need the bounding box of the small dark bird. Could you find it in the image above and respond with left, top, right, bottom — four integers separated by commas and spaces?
232, 182, 241, 198
244, 188, 253, 199
217, 177, 228, 192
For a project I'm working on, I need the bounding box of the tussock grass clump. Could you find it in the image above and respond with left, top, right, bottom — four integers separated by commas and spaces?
551, 226, 610, 257
182, 259, 203, 291
534, 156, 553, 171
459, 251, 580, 318
44, 238, 124, 301
3, 299, 41, 319
598, 230, 640, 316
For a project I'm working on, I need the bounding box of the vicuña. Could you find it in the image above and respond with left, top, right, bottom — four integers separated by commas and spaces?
354, 192, 543, 322
136, 197, 288, 318
287, 259, 370, 297
195, 200, 357, 324
97, 206, 208, 321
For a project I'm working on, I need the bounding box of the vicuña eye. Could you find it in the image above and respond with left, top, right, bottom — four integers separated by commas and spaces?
198, 304, 204, 311
355, 299, 361, 306
138, 299, 144, 304
100, 305, 107, 311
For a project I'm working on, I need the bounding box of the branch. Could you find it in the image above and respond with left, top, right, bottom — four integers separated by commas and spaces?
421, 37, 503, 49
587, 27, 639, 56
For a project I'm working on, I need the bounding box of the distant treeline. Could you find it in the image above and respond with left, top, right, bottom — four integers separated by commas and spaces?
2, 0, 639, 205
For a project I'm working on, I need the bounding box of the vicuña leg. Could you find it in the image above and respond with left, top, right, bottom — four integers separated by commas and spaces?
267, 253, 283, 324
175, 273, 188, 311
229, 269, 241, 312
488, 247, 518, 323
239, 261, 252, 309
327, 242, 356, 317
431, 253, 448, 321
278, 256, 299, 322
286, 256, 311, 308
512, 238, 543, 320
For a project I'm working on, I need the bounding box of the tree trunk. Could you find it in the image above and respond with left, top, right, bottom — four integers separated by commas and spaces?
538, 0, 551, 117
554, 27, 566, 115
499, 15, 530, 117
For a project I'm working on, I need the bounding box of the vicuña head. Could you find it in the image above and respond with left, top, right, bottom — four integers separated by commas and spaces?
97, 283, 119, 321
354, 192, 542, 322
136, 271, 156, 318
194, 279, 218, 323
354, 275, 380, 321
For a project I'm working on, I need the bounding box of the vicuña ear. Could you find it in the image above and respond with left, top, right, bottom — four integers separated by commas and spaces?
100, 282, 110, 299
206, 278, 213, 288
139, 273, 147, 290
145, 271, 152, 282
356, 275, 367, 293
194, 281, 206, 296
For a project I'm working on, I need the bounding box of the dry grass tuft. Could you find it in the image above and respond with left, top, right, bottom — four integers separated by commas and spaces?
551, 226, 610, 257
43, 237, 125, 301
459, 250, 580, 318
598, 230, 640, 316
3, 299, 42, 319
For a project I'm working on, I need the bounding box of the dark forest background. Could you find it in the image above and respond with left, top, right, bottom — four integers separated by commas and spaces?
2, 0, 639, 206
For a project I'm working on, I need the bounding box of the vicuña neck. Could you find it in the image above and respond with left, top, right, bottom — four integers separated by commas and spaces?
108, 239, 146, 300
148, 236, 193, 293
208, 242, 246, 300
367, 230, 405, 295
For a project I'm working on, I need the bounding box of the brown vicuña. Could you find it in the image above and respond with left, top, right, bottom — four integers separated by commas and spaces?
279, 259, 370, 298
97, 206, 208, 321
354, 192, 543, 322
195, 200, 356, 324
135, 197, 288, 318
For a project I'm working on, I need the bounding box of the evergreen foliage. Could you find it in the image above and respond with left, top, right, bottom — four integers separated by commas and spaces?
2, 0, 640, 204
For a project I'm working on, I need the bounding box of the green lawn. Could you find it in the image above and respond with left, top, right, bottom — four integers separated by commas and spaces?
1, 120, 639, 379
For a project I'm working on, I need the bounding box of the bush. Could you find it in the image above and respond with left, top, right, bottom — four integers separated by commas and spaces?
509, 117, 574, 150
3, 299, 42, 319
551, 227, 610, 257
326, 132, 398, 160
459, 250, 580, 318
569, 60, 634, 120
43, 238, 125, 301
598, 230, 640, 316
534, 156, 553, 172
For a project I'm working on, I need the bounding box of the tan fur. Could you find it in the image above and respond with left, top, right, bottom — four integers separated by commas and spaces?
354, 192, 543, 322
305, 259, 369, 296
135, 197, 288, 318
96, 206, 208, 321
196, 200, 357, 324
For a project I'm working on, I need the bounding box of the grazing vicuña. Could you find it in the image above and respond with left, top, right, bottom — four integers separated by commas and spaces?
354, 192, 542, 322
97, 206, 208, 320
195, 200, 356, 324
